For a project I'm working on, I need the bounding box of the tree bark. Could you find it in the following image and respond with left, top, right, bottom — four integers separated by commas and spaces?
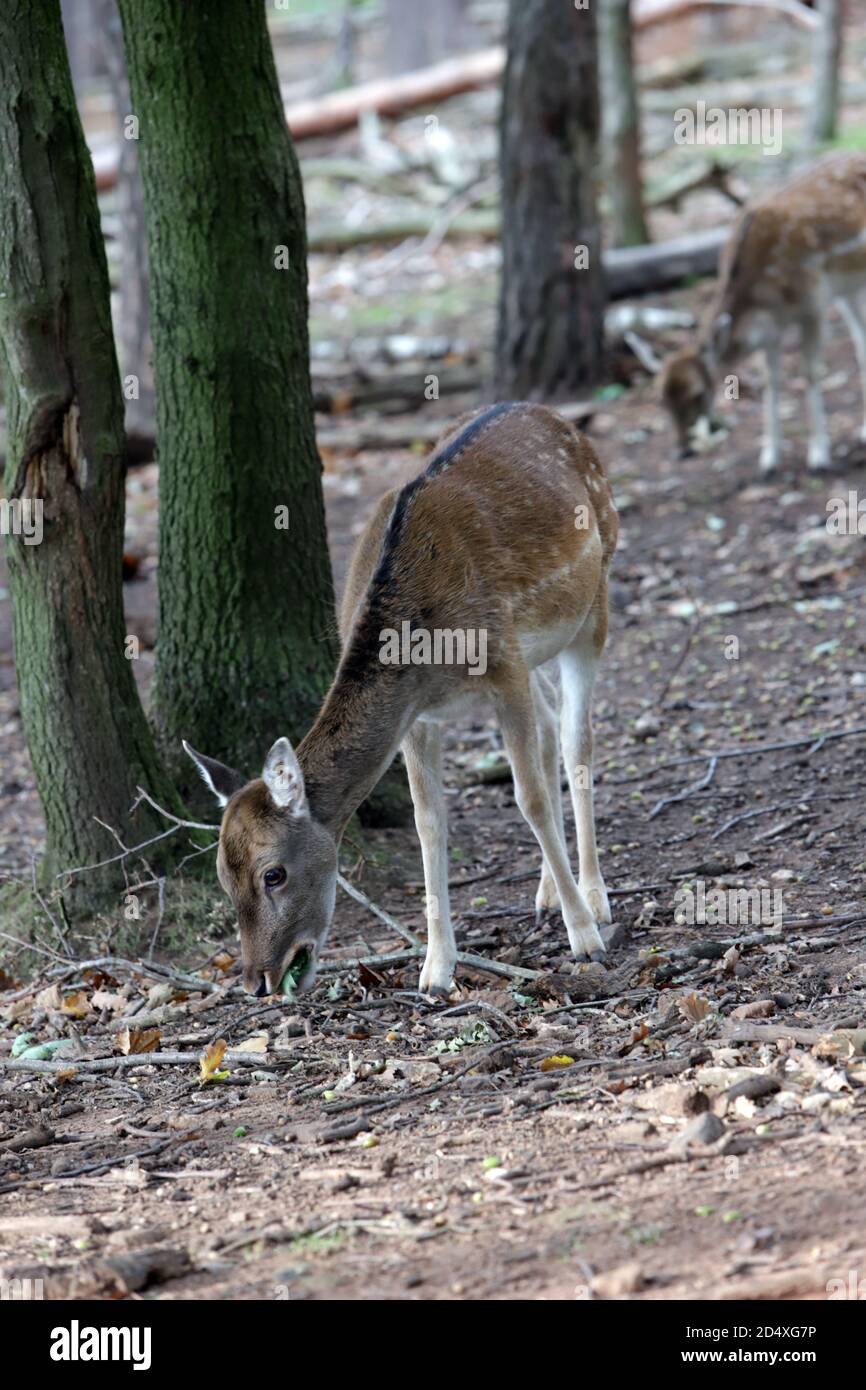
0, 0, 179, 904
810, 0, 843, 145
496, 0, 605, 400
117, 0, 338, 778
598, 0, 649, 248
97, 0, 154, 442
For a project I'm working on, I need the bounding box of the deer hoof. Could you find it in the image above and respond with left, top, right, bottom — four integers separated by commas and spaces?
583, 883, 612, 926
535, 874, 560, 919
418, 959, 455, 998
807, 441, 831, 471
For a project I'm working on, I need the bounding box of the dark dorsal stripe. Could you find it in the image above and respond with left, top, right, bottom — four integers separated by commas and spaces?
382, 400, 521, 559
338, 401, 522, 683
426, 400, 521, 479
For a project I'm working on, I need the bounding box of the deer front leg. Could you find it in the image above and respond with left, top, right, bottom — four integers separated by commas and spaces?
402, 718, 456, 996
560, 622, 611, 929
496, 673, 604, 963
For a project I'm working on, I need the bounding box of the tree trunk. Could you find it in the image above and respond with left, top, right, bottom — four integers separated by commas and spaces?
0, 0, 179, 905
97, 0, 154, 443
810, 0, 843, 145
598, 0, 649, 248
496, 0, 605, 399
117, 0, 338, 779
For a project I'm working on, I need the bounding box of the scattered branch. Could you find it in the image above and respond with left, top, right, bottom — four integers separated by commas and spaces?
609, 724, 866, 784
336, 873, 420, 948
649, 756, 718, 820
711, 790, 861, 841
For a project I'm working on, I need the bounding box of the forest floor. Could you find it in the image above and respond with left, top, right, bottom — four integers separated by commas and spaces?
2, 307, 866, 1300
3, 9, 866, 1303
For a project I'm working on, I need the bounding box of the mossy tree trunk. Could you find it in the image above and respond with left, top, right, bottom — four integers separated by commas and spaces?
117, 0, 338, 783
496, 0, 604, 400
0, 0, 180, 907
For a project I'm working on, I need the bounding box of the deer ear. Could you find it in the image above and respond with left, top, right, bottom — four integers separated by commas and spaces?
182, 740, 246, 808
262, 737, 307, 816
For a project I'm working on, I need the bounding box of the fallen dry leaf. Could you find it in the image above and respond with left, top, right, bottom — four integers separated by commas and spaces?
199, 1038, 230, 1084
678, 992, 711, 1024
116, 1026, 161, 1056
91, 989, 126, 1014
233, 1034, 268, 1054
732, 1000, 775, 1021
60, 991, 91, 1019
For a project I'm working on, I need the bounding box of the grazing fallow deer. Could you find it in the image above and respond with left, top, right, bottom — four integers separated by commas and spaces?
660, 152, 866, 471
185, 402, 618, 997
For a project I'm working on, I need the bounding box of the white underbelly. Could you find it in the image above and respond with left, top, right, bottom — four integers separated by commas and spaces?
417, 687, 484, 723
517, 617, 581, 669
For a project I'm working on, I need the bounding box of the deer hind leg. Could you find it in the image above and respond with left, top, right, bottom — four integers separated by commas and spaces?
495, 668, 604, 962
836, 293, 866, 442
801, 311, 831, 471
402, 718, 456, 995
532, 669, 565, 919
559, 589, 611, 927
760, 338, 783, 474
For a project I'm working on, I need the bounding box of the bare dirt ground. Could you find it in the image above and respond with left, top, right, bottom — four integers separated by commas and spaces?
2, 8, 866, 1304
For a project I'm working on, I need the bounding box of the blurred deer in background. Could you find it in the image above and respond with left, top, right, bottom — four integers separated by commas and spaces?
185, 403, 618, 997
660, 153, 866, 471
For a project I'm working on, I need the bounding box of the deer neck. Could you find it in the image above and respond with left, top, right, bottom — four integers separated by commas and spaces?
296, 657, 427, 838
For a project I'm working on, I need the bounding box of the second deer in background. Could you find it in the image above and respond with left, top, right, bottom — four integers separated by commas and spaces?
660, 153, 866, 471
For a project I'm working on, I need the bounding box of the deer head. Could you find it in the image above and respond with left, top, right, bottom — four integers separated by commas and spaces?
184, 738, 338, 997
658, 345, 716, 460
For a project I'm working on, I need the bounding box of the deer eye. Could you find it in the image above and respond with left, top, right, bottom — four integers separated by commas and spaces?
263, 867, 286, 889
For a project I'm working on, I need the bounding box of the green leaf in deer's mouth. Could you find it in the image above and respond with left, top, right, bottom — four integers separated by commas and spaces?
280, 947, 310, 997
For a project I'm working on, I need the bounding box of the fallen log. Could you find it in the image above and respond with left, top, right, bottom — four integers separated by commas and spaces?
312, 363, 482, 414
282, 46, 505, 140
92, 47, 506, 190
118, 391, 595, 465
604, 226, 727, 299
309, 208, 497, 252
315, 399, 594, 454
634, 0, 817, 29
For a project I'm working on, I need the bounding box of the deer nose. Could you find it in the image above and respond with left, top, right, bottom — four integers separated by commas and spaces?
253, 975, 268, 998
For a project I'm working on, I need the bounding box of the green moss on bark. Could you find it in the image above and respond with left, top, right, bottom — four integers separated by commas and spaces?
118, 0, 338, 782
0, 0, 181, 909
